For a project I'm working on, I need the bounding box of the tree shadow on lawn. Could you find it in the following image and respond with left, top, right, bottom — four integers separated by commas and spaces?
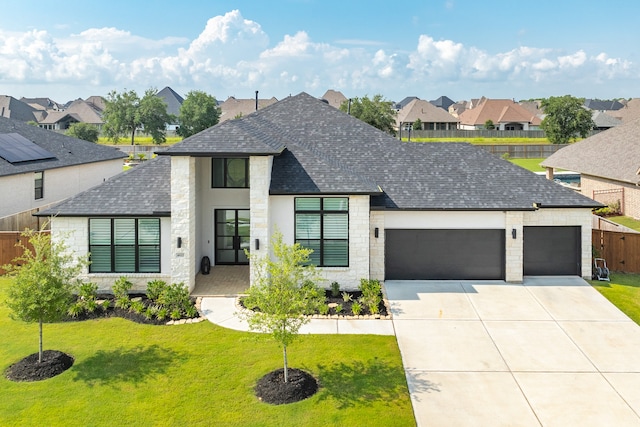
72, 344, 181, 387
315, 357, 439, 409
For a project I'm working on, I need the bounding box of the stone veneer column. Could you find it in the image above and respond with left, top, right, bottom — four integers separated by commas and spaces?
369, 210, 385, 281
249, 156, 272, 286
171, 156, 196, 291
505, 211, 524, 282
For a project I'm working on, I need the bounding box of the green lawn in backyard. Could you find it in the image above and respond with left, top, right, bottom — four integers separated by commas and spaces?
606, 216, 640, 232
406, 137, 550, 144
0, 278, 414, 427
590, 273, 640, 325
98, 136, 182, 145
507, 158, 546, 173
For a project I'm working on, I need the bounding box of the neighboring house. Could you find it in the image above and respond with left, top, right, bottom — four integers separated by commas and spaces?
321, 89, 347, 109
605, 98, 640, 123
584, 99, 624, 111
0, 96, 37, 122
393, 96, 419, 111
35, 98, 104, 131
429, 96, 455, 112
21, 97, 64, 112
458, 98, 542, 130
37, 111, 81, 131
157, 86, 184, 131
542, 118, 640, 219
592, 111, 622, 131
218, 95, 278, 123
0, 116, 126, 230
396, 98, 459, 131
40, 93, 599, 293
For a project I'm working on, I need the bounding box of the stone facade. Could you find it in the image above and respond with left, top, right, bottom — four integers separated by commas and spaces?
249, 156, 272, 284
171, 156, 196, 291
369, 211, 385, 281
581, 175, 640, 219
505, 211, 524, 282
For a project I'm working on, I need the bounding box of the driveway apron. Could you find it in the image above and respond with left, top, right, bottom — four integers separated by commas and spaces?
385, 277, 640, 427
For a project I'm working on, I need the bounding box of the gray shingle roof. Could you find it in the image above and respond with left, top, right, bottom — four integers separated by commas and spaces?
0, 116, 126, 177
542, 117, 640, 185
45, 92, 599, 216
38, 156, 170, 217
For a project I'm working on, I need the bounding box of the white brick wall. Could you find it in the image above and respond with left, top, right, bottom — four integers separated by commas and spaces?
369, 211, 385, 281
505, 211, 524, 282
171, 156, 196, 291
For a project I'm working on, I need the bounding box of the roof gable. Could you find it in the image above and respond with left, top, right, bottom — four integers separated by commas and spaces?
397, 99, 459, 124
542, 117, 640, 184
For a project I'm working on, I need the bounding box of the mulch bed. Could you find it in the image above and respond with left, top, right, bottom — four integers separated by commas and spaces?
255, 368, 318, 404
5, 350, 74, 382
63, 293, 197, 325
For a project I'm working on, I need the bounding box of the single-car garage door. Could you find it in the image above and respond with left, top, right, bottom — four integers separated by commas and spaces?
385, 229, 505, 280
523, 226, 581, 275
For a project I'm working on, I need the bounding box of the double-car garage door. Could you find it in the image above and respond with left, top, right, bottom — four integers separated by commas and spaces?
385, 226, 580, 280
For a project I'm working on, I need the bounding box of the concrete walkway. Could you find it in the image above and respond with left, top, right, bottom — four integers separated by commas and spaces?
200, 296, 395, 335
386, 277, 640, 427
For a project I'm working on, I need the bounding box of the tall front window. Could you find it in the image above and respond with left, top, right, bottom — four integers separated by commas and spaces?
295, 197, 348, 267
212, 158, 249, 188
34, 171, 43, 200
89, 218, 160, 273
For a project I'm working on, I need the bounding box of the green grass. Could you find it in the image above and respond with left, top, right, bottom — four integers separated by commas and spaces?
406, 137, 551, 144
507, 158, 546, 172
98, 136, 182, 145
606, 216, 640, 232
0, 278, 413, 427
590, 273, 640, 325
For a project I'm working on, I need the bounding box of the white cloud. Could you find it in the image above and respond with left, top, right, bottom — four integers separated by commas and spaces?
0, 9, 637, 101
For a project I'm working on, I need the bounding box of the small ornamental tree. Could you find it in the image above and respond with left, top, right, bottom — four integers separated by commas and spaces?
241, 231, 324, 382
3, 228, 85, 363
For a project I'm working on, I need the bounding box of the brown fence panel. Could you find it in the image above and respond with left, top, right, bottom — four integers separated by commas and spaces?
0, 231, 50, 274
592, 229, 640, 273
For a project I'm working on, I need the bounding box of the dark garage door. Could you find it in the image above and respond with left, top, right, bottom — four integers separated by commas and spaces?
523, 226, 581, 276
385, 229, 505, 280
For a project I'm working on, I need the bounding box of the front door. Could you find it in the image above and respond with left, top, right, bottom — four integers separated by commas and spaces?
215, 209, 250, 265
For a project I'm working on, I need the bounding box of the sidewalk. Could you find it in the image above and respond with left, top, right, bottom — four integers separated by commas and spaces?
200, 296, 395, 335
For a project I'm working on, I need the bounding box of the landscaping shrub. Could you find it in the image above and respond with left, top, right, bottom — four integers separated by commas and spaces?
358, 279, 382, 314
112, 277, 133, 309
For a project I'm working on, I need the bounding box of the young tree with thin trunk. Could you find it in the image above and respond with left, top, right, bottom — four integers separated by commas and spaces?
241, 231, 324, 382
3, 228, 85, 363
177, 90, 221, 138
541, 95, 594, 144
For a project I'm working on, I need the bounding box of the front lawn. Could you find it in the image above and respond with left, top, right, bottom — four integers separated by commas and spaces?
590, 273, 640, 325
0, 278, 414, 427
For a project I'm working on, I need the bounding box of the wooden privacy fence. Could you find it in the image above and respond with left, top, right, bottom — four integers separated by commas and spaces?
592, 229, 640, 273
0, 231, 50, 274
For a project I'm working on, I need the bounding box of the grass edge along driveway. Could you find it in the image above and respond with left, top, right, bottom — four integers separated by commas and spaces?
0, 278, 414, 427
591, 272, 640, 325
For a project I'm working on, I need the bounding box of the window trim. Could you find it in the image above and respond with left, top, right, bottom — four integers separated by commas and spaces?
294, 197, 349, 267
88, 218, 161, 273
34, 171, 44, 200
211, 157, 249, 188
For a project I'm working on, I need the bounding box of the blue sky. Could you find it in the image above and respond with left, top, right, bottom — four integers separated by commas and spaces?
0, 0, 638, 103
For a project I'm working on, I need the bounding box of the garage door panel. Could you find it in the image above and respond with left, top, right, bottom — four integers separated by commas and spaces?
385, 229, 505, 280
523, 226, 580, 276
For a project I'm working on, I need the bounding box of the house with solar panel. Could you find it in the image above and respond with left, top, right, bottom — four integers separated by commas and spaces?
39, 93, 600, 293
0, 116, 126, 230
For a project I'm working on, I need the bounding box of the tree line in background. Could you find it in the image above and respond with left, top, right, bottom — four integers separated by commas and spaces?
64, 90, 596, 145
65, 88, 221, 145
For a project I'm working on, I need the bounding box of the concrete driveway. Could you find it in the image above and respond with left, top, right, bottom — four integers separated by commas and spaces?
385, 277, 640, 427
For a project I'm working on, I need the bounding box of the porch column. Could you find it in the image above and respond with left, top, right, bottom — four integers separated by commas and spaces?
171, 156, 196, 291
249, 155, 273, 286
